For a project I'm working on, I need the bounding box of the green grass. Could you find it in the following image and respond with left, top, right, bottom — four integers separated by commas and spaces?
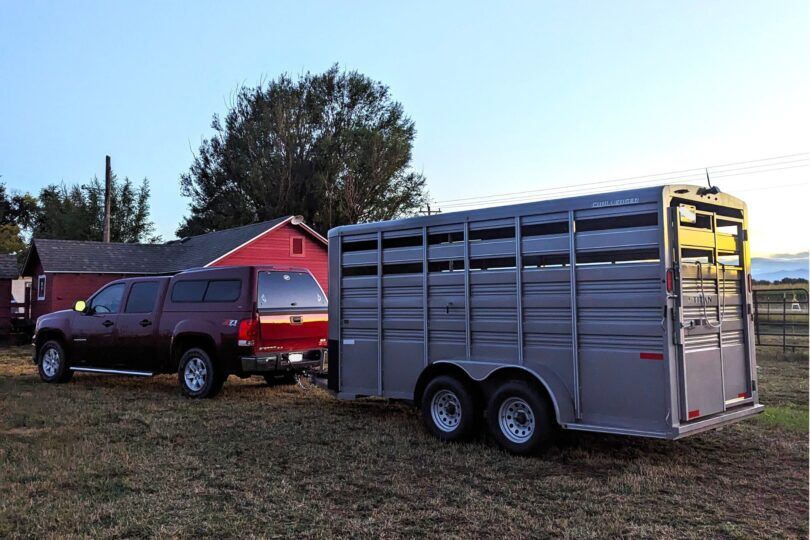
757, 406, 808, 433
0, 346, 807, 538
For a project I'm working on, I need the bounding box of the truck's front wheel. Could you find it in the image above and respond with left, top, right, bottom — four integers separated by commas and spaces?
421, 375, 478, 442
37, 340, 73, 383
178, 348, 224, 398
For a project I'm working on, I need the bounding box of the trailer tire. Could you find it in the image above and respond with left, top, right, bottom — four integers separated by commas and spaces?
486, 380, 555, 455
421, 375, 478, 442
178, 348, 224, 399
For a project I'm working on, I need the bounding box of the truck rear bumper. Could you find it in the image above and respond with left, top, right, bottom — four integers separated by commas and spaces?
672, 403, 765, 439
240, 350, 323, 373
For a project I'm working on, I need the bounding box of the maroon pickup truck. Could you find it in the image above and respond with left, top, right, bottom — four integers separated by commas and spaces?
32, 265, 328, 398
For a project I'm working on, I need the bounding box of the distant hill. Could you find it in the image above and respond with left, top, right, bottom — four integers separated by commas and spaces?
751, 252, 808, 281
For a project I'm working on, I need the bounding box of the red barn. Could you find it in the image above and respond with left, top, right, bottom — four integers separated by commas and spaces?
21, 216, 327, 321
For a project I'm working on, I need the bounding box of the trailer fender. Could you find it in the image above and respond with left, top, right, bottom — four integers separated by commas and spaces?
429, 360, 575, 425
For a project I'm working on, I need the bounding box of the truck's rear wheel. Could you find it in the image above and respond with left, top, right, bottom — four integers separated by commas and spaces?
37, 340, 73, 383
486, 380, 555, 455
421, 375, 478, 442
178, 348, 224, 398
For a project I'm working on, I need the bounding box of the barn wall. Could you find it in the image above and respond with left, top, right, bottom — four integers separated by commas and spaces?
0, 280, 11, 336
211, 222, 329, 292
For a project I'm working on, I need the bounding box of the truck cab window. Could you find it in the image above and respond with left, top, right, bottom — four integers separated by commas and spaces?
125, 282, 160, 313
90, 283, 126, 314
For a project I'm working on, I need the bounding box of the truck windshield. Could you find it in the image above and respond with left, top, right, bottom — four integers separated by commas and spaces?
257, 271, 326, 310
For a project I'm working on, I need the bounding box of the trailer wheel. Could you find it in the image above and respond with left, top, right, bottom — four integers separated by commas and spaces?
421, 375, 478, 442
486, 380, 555, 455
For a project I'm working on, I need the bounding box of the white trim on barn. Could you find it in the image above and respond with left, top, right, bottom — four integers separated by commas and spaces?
37, 274, 46, 301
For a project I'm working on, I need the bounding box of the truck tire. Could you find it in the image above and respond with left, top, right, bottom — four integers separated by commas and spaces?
178, 347, 224, 399
421, 375, 478, 442
486, 380, 555, 455
37, 340, 73, 383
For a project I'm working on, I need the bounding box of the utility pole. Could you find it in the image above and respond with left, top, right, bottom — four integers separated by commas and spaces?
103, 155, 112, 243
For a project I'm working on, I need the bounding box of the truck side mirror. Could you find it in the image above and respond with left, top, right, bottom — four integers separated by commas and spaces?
74, 300, 87, 313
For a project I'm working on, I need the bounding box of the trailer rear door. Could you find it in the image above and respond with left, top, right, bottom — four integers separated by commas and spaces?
672, 205, 753, 421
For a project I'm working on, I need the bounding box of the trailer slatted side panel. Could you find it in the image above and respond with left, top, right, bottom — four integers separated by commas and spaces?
565, 203, 667, 429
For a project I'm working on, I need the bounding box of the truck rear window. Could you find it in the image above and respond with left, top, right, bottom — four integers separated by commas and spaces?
257, 271, 326, 310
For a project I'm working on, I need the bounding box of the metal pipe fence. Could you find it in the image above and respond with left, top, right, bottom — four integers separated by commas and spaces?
753, 287, 808, 351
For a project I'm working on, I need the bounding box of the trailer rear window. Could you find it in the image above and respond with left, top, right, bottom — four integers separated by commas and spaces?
258, 271, 326, 310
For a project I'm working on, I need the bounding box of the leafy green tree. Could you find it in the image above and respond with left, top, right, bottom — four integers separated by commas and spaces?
0, 182, 37, 255
32, 176, 159, 243
178, 65, 428, 236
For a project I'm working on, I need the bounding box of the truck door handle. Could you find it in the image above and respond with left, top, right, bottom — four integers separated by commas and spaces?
139, 319, 152, 327
102, 320, 114, 327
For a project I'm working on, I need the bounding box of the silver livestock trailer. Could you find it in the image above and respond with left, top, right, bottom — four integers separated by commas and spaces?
326, 184, 763, 454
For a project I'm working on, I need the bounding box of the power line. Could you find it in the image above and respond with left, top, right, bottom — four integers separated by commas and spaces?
434, 156, 809, 210
438, 164, 809, 210
433, 152, 809, 207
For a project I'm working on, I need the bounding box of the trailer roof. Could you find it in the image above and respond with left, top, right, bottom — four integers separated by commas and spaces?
329, 184, 746, 238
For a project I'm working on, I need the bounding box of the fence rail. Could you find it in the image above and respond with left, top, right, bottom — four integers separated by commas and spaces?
753, 287, 808, 351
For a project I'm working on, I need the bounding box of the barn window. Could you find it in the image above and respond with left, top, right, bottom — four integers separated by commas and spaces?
290, 237, 305, 257
37, 275, 46, 301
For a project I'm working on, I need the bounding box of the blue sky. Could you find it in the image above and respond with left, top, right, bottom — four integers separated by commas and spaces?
1, 1, 808, 255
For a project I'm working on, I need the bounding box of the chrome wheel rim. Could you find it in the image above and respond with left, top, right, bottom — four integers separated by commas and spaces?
498, 397, 535, 444
183, 357, 207, 392
430, 389, 462, 432
41, 348, 60, 378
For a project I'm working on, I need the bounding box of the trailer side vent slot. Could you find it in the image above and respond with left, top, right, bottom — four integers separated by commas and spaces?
429, 259, 465, 273
521, 221, 568, 237
717, 253, 740, 267
383, 262, 424, 275
342, 239, 378, 252
428, 231, 464, 245
681, 248, 713, 265
577, 212, 658, 232
577, 248, 660, 266
523, 254, 570, 269
469, 257, 517, 271
382, 235, 423, 249
468, 226, 515, 242
343, 265, 377, 277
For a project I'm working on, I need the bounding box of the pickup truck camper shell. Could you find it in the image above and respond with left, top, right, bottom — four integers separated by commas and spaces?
326, 184, 762, 452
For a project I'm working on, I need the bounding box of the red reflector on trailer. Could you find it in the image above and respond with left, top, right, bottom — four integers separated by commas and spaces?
666, 268, 674, 293
738, 392, 748, 399
640, 352, 664, 360
688, 409, 700, 419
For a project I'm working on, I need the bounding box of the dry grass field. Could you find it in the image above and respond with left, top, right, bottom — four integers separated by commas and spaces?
0, 346, 807, 538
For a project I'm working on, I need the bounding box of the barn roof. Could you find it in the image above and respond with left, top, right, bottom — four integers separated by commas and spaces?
0, 253, 20, 279
21, 216, 326, 275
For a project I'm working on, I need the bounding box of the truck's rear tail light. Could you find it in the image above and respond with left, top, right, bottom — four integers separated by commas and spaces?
238, 318, 258, 347
666, 268, 674, 293
688, 409, 701, 420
